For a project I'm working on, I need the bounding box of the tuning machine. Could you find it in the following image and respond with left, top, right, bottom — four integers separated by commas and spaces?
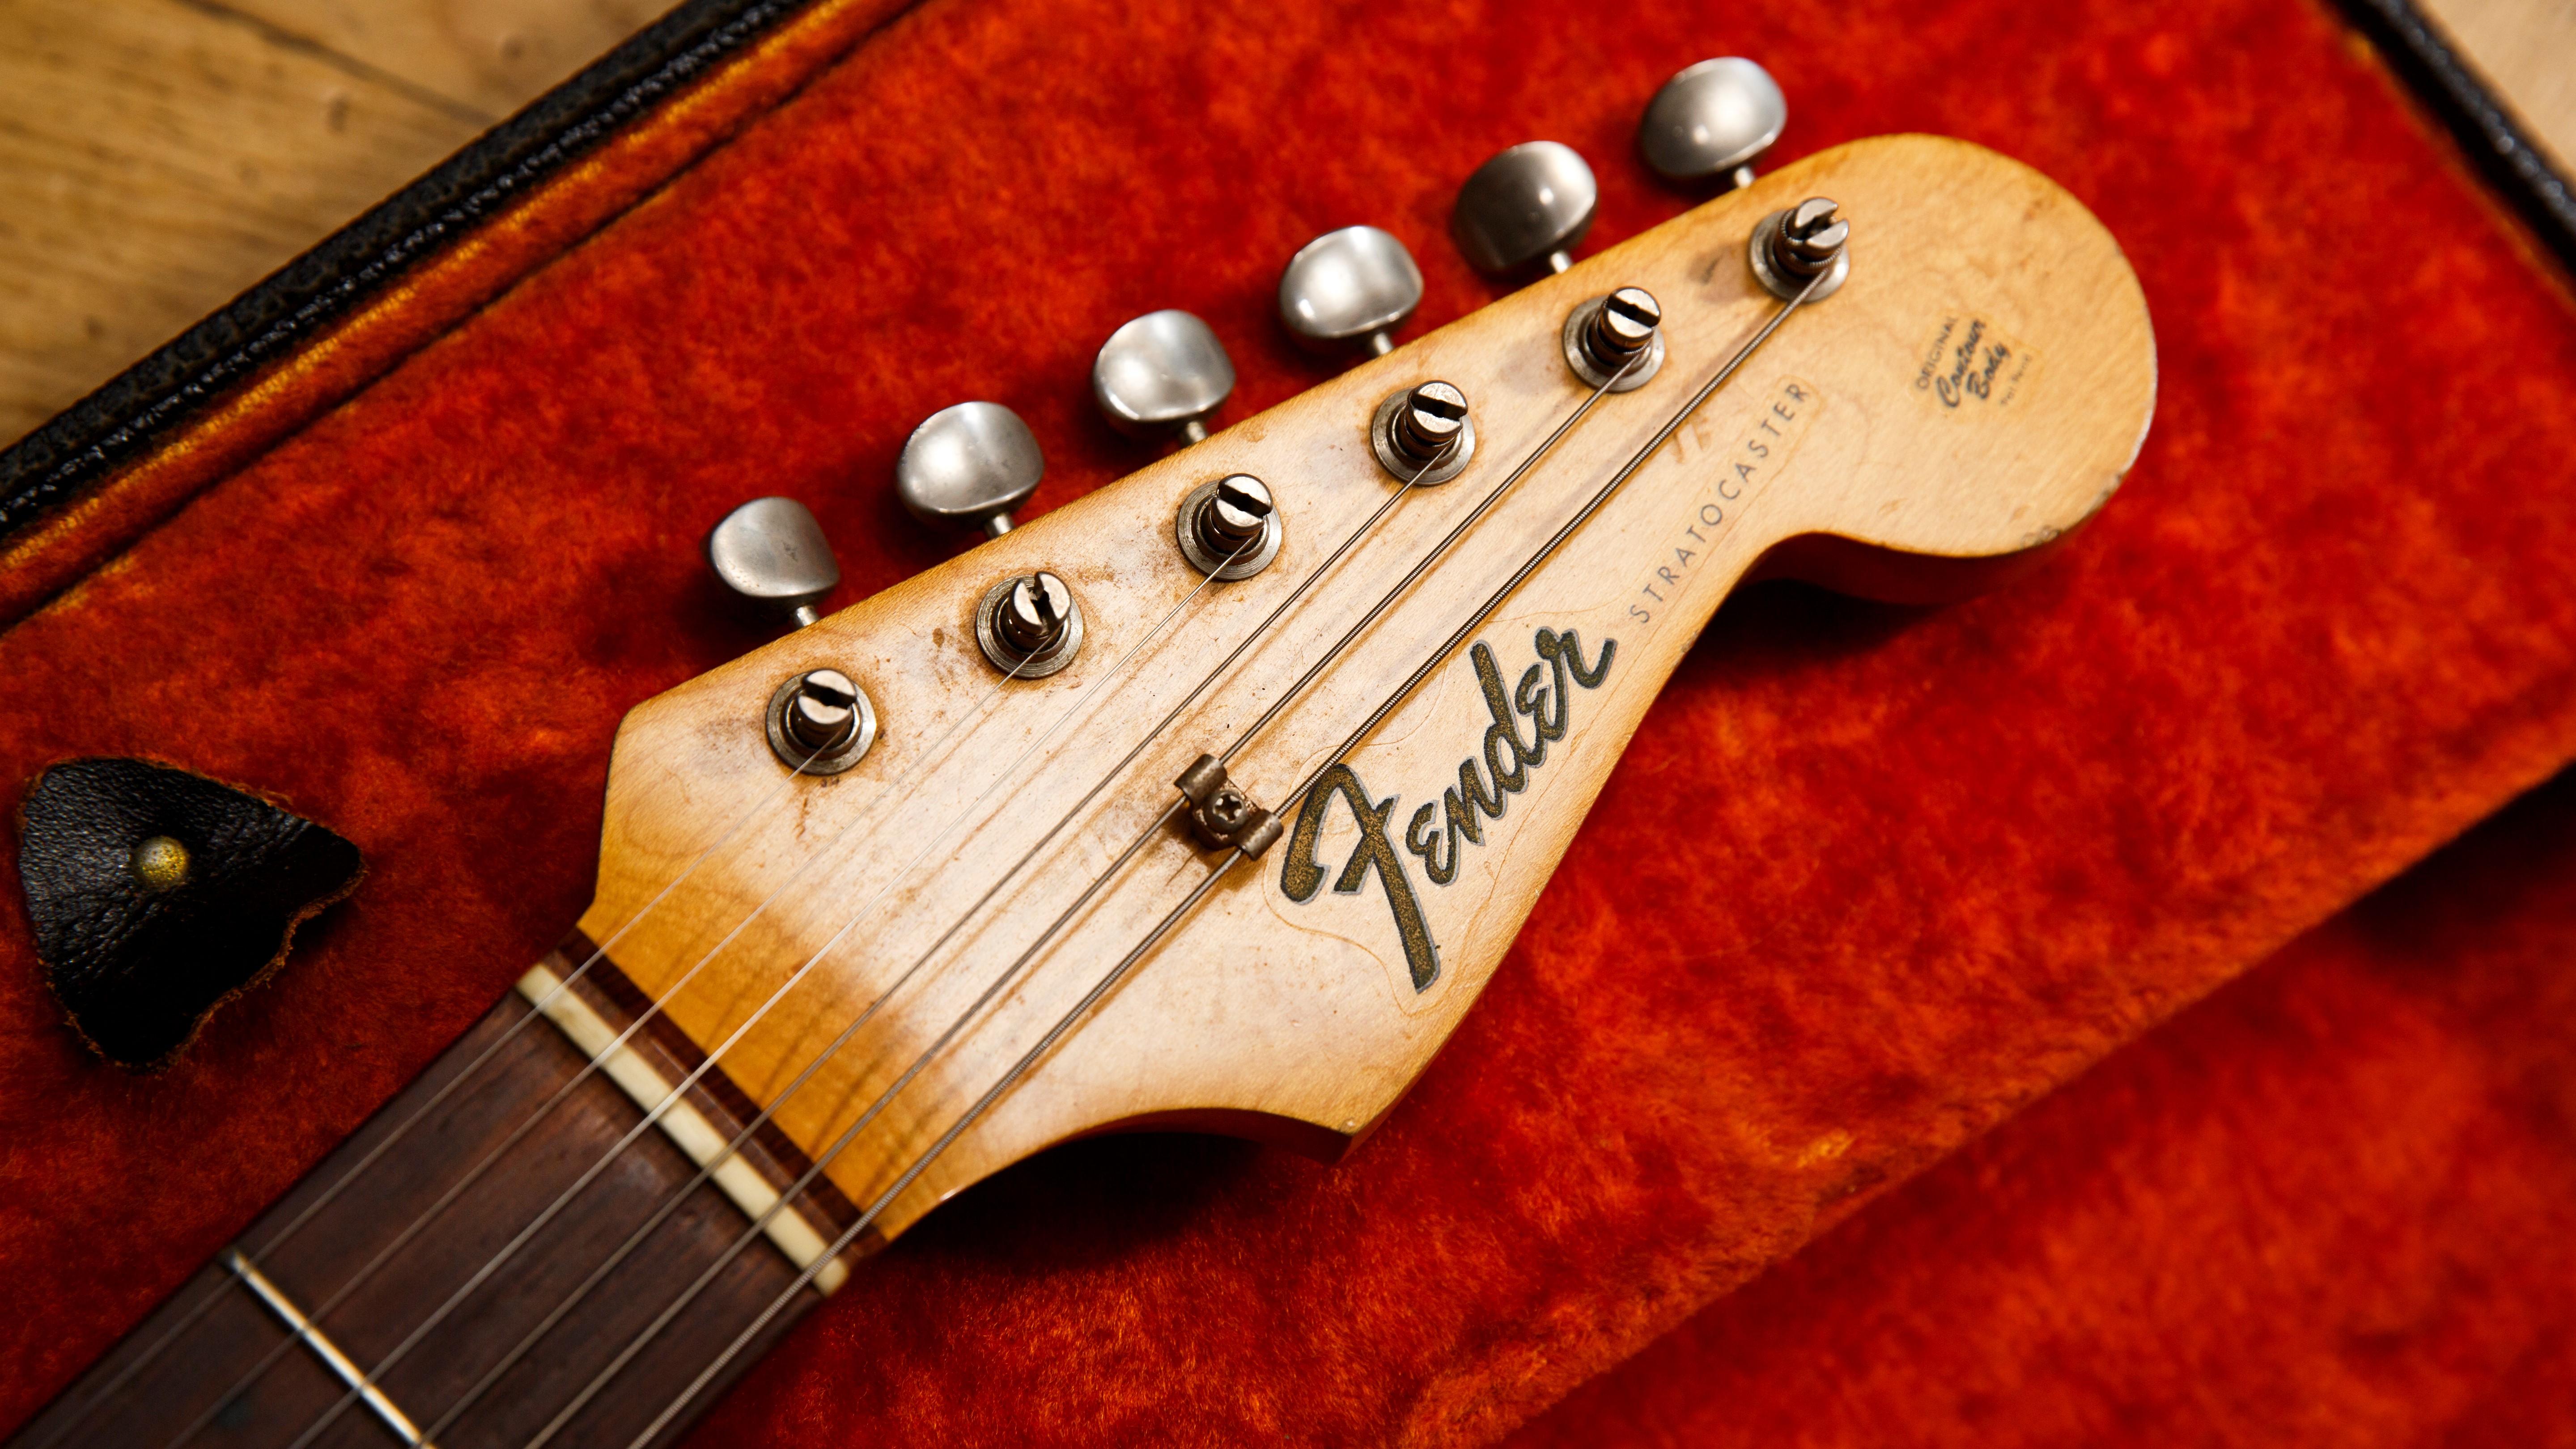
1451, 140, 1598, 278
1277, 225, 1424, 358
897, 401, 1045, 540
1639, 57, 1787, 190
706, 496, 840, 629
1094, 310, 1235, 447
704, 498, 879, 772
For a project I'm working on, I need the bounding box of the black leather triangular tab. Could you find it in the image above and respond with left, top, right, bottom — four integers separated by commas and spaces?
16, 758, 363, 1070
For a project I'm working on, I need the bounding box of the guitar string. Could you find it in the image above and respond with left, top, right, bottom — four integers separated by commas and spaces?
253, 533, 1264, 1449
261, 412, 1473, 1447
412, 435, 1480, 1441
155, 643, 1054, 1449
522, 351, 1644, 1449
25, 703, 845, 1449
618, 267, 1826, 1449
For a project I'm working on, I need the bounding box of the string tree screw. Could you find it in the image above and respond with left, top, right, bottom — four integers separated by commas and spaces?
764, 667, 878, 773
1562, 285, 1665, 391
1638, 57, 1787, 190
1173, 754, 1284, 859
1369, 380, 1476, 484
705, 496, 840, 629
1748, 196, 1851, 301
897, 401, 1046, 540
1451, 140, 1598, 277
1278, 225, 1424, 359
973, 569, 1085, 678
1176, 473, 1283, 581
1093, 310, 1237, 447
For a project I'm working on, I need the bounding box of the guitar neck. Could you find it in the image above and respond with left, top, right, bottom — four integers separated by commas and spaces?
15, 936, 853, 1449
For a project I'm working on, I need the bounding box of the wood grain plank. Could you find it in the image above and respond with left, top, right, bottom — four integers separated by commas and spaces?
2417, 0, 2576, 176
221, 0, 682, 118
0, 0, 481, 444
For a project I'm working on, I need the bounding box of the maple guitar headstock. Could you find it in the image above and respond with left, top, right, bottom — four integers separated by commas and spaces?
573, 134, 2154, 1257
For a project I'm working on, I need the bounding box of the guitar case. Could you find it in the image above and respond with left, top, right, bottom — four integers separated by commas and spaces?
3, 0, 2574, 1441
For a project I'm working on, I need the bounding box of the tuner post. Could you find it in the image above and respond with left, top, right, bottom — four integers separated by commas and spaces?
1562, 286, 1666, 391
1175, 474, 1283, 580
973, 570, 1085, 678
1370, 381, 1476, 484
1748, 197, 1851, 302
765, 667, 878, 774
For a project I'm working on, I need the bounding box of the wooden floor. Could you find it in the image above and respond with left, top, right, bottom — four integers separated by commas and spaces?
0, 0, 2566, 452
0, 0, 677, 447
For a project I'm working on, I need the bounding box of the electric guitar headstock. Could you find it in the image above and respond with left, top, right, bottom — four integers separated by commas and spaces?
581, 132, 2152, 1268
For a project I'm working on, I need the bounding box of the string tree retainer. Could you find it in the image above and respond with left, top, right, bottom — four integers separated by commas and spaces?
1173, 754, 1284, 859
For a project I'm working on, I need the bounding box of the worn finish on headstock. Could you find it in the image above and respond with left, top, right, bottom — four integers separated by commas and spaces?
577, 135, 2154, 1255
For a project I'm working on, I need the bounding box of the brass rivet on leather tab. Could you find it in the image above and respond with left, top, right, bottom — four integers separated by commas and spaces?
129, 835, 190, 892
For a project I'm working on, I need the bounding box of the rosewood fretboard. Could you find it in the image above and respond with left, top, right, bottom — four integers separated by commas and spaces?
12, 936, 859, 1449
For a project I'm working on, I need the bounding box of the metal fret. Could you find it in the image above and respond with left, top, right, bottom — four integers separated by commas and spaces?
221, 1251, 438, 1449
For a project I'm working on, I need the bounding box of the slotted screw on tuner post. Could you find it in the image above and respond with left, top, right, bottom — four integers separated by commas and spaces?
1370, 380, 1475, 484
1176, 473, 1282, 581
974, 570, 1085, 678
1748, 197, 1851, 301
1562, 285, 1665, 391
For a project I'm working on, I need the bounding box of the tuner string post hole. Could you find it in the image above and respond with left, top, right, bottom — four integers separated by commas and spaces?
765, 668, 878, 774
1370, 381, 1475, 485
974, 570, 1085, 678
1176, 474, 1282, 581
1562, 286, 1665, 391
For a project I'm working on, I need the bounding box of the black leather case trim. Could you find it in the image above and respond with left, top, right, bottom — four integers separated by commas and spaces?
2341, 0, 2576, 276
0, 0, 824, 545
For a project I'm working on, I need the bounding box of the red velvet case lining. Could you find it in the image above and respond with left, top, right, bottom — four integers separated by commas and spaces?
3, 0, 2575, 1442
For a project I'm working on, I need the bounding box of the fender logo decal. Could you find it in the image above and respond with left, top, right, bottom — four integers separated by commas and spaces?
1279, 627, 1614, 992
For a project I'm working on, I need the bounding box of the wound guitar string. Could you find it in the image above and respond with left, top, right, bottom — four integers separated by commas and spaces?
624, 265, 1830, 1448
536, 352, 1648, 1449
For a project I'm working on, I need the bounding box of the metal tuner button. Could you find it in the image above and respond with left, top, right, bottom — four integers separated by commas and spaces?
1278, 225, 1424, 359
1638, 57, 1787, 190
1451, 140, 1598, 277
897, 401, 1046, 540
1094, 309, 1236, 447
